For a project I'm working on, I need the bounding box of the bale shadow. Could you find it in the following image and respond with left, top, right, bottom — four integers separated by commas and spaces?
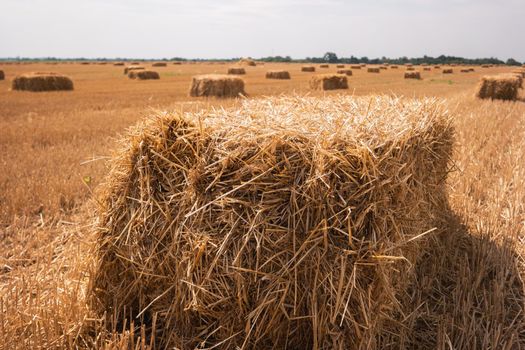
394, 210, 525, 349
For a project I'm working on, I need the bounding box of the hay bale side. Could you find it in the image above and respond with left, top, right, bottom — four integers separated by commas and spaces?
265, 70, 291, 79
309, 74, 348, 90
227, 67, 246, 75
476, 75, 520, 100
405, 71, 422, 80
189, 74, 245, 98
124, 66, 145, 75
11, 72, 74, 92
443, 69, 453, 74
128, 70, 160, 80
0, 70, 4, 80
90, 95, 453, 349
368, 67, 380, 73
152, 62, 167, 67
337, 69, 353, 76
301, 66, 316, 72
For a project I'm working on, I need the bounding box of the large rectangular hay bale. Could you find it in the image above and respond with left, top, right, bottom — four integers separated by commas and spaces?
91, 95, 453, 349
476, 75, 520, 100
189, 74, 245, 97
265, 70, 291, 79
227, 67, 246, 75
310, 74, 348, 90
11, 72, 74, 92
301, 65, 316, 72
128, 70, 160, 80
368, 67, 380, 73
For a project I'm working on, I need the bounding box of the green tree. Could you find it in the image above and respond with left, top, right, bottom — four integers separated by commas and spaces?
323, 52, 339, 63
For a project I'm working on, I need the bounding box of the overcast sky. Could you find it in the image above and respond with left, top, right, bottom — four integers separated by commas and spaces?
1, 0, 524, 61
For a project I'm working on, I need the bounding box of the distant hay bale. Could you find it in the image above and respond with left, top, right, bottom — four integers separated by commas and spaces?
405, 71, 422, 80
320, 64, 329, 68
368, 67, 380, 73
423, 67, 431, 71
123, 66, 145, 75
265, 70, 291, 79
189, 74, 245, 98
131, 62, 140, 65
81, 62, 90, 65
97, 62, 107, 65
239, 57, 256, 66
434, 66, 441, 69
128, 70, 160, 80
336, 69, 353, 76
310, 74, 348, 90
380, 66, 388, 70
460, 69, 470, 73
481, 64, 490, 68
468, 68, 475, 72
152, 62, 167, 67
227, 67, 246, 75
406, 67, 415, 71
443, 69, 453, 74
173, 62, 182, 65
11, 72, 74, 92
336, 64, 345, 68
0, 70, 4, 80
476, 75, 520, 100
90, 95, 453, 349
350, 65, 361, 69
405, 64, 413, 67
390, 65, 399, 69
113, 62, 125, 66
360, 64, 367, 67
301, 66, 316, 72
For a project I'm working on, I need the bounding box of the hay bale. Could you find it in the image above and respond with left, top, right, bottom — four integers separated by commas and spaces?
227, 67, 246, 75
390, 65, 399, 69
123, 66, 145, 75
336, 69, 353, 76
476, 75, 520, 100
423, 67, 431, 71
350, 65, 361, 69
406, 67, 415, 71
468, 68, 475, 72
336, 64, 345, 68
481, 64, 490, 68
309, 74, 348, 90
189, 74, 245, 98
265, 70, 291, 79
113, 62, 125, 66
0, 70, 4, 80
301, 66, 316, 72
11, 72, 74, 92
80, 62, 90, 65
131, 62, 140, 65
460, 69, 470, 73
239, 57, 256, 66
443, 69, 453, 74
152, 62, 167, 67
128, 70, 160, 80
90, 95, 453, 349
405, 71, 422, 80
434, 66, 441, 69
173, 61, 182, 65
380, 66, 388, 70
320, 64, 329, 68
368, 67, 380, 73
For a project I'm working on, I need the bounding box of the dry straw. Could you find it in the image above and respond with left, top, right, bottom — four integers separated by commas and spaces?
227, 67, 246, 75
128, 70, 160, 80
90, 95, 453, 349
336, 69, 353, 76
368, 67, 380, 73
265, 70, 291, 79
189, 74, 245, 98
11, 72, 74, 92
476, 74, 521, 100
309, 74, 348, 90
301, 66, 316, 72
123, 66, 145, 75
405, 71, 422, 80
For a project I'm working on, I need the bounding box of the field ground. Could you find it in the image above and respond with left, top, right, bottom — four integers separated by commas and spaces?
1, 61, 525, 348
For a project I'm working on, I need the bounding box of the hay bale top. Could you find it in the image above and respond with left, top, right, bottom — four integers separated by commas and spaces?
92, 95, 453, 349
11, 72, 74, 92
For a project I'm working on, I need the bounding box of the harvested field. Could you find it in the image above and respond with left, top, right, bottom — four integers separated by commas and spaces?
11, 72, 74, 92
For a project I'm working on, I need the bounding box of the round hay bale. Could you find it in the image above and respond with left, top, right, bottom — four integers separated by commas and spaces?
227, 67, 246, 75
189, 74, 245, 98
124, 66, 145, 75
239, 57, 256, 66
404, 71, 422, 80
350, 65, 361, 69
301, 66, 316, 72
367, 67, 380, 73
443, 69, 453, 74
152, 62, 167, 67
476, 75, 520, 100
113, 62, 125, 66
319, 64, 329, 68
11, 72, 74, 92
0, 70, 4, 80
336, 64, 345, 68
336, 69, 353, 76
128, 70, 160, 80
265, 70, 291, 79
310, 74, 348, 90
90, 95, 453, 349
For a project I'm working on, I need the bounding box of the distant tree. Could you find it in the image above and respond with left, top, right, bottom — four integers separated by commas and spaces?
506, 58, 521, 66
323, 52, 339, 63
